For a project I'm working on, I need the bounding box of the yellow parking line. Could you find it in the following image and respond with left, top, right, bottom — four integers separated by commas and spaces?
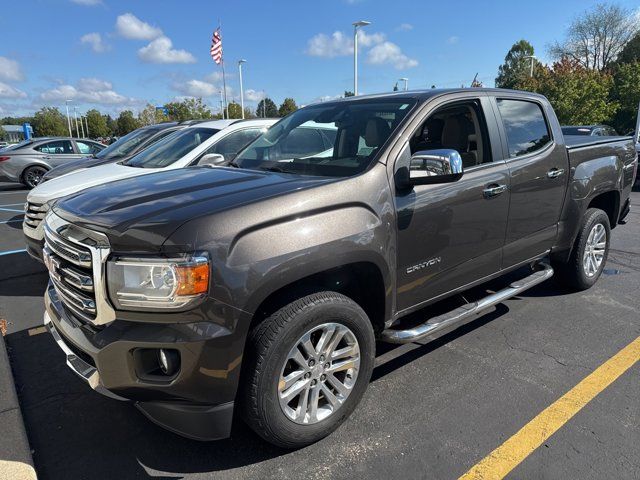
459, 336, 640, 480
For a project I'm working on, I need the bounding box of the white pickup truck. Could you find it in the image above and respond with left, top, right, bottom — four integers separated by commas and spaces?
23, 118, 277, 259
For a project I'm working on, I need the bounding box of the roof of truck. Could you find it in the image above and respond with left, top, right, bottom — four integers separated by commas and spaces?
317, 88, 546, 104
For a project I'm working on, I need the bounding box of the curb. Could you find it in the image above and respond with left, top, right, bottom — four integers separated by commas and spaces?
0, 334, 37, 480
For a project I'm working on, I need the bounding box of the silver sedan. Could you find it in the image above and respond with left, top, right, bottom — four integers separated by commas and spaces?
0, 137, 105, 188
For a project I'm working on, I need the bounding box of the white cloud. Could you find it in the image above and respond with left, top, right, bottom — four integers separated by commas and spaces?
204, 71, 225, 83
70, 0, 102, 5
39, 77, 137, 106
447, 36, 459, 45
244, 89, 265, 102
397, 23, 413, 31
138, 36, 196, 64
173, 79, 217, 97
80, 32, 109, 53
367, 42, 418, 69
0, 57, 24, 82
0, 82, 27, 99
306, 30, 385, 57
116, 13, 163, 40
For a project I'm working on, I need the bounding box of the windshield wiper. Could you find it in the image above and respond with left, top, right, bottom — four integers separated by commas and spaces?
258, 166, 291, 173
228, 160, 240, 168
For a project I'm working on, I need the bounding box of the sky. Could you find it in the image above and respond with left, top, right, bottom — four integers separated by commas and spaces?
0, 0, 638, 118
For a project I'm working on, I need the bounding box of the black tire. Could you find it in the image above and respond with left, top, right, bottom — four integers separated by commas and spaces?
241, 291, 375, 448
553, 208, 611, 291
22, 165, 48, 189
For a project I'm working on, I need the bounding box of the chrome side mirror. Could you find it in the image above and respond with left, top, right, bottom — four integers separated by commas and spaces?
198, 153, 226, 167
408, 149, 463, 185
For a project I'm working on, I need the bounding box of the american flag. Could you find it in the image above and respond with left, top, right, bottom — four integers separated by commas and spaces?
210, 28, 222, 64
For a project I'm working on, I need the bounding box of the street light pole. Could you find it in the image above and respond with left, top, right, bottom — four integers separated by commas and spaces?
523, 55, 537, 77
73, 107, 80, 137
352, 20, 371, 96
220, 90, 225, 119
84, 115, 90, 138
238, 59, 247, 119
65, 100, 72, 138
399, 77, 409, 91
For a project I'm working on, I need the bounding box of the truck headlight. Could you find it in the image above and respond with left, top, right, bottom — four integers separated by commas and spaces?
107, 256, 209, 310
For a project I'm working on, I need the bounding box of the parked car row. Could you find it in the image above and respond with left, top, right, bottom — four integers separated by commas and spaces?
28, 89, 636, 448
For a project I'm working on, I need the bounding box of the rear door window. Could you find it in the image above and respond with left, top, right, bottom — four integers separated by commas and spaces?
75, 140, 103, 155
36, 140, 74, 154
205, 128, 265, 161
496, 99, 551, 158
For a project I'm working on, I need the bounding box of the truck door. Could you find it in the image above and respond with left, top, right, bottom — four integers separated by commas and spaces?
394, 95, 510, 312
491, 97, 567, 268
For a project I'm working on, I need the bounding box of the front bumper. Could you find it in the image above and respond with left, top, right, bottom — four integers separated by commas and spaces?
44, 283, 244, 440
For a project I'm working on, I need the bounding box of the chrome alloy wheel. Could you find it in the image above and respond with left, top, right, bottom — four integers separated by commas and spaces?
583, 223, 607, 277
278, 322, 360, 425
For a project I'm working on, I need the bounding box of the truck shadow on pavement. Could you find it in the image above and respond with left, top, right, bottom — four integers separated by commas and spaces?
5, 269, 562, 479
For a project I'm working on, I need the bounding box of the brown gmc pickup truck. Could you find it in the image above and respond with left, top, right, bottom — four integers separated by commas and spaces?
41, 89, 637, 448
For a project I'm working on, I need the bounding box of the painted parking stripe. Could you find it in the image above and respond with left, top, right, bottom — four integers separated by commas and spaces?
0, 207, 24, 213
0, 249, 27, 256
0, 203, 26, 207
0, 218, 23, 224
459, 335, 640, 480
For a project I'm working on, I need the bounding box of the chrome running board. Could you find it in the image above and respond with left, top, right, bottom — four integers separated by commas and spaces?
380, 263, 554, 344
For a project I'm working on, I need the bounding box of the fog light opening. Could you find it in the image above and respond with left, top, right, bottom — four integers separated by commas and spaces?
157, 349, 180, 376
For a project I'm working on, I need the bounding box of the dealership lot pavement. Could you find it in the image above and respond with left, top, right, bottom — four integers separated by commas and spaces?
0, 182, 638, 480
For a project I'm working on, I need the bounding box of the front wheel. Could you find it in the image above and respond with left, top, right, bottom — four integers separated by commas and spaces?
22, 165, 48, 189
241, 292, 375, 448
553, 208, 611, 290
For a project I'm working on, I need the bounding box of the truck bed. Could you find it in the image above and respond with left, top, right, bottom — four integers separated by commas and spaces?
564, 135, 633, 150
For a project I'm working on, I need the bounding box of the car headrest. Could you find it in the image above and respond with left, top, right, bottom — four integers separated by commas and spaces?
364, 117, 391, 147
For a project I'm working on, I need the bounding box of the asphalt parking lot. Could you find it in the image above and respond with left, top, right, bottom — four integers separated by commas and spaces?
0, 181, 638, 480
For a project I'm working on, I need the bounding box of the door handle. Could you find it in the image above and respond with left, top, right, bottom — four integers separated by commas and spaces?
483, 184, 508, 198
547, 167, 565, 179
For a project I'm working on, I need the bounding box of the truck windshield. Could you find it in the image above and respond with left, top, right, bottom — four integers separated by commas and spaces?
95, 128, 161, 159
234, 98, 416, 177
123, 127, 219, 168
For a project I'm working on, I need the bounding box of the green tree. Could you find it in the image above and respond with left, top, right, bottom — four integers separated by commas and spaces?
531, 58, 618, 125
227, 101, 243, 119
616, 33, 640, 65
104, 115, 116, 137
85, 109, 109, 138
495, 40, 542, 89
31, 107, 68, 137
278, 98, 298, 117
610, 62, 640, 133
243, 107, 254, 119
0, 126, 6, 141
138, 104, 168, 126
344, 90, 354, 97
116, 110, 140, 136
256, 97, 278, 117
164, 97, 212, 122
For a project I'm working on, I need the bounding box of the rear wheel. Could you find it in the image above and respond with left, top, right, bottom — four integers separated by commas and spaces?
22, 166, 47, 188
241, 292, 375, 448
553, 208, 610, 290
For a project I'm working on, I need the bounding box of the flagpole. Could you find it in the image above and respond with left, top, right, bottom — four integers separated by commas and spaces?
219, 21, 229, 119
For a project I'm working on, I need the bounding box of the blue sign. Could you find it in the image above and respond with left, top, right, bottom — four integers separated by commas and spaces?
155, 106, 168, 115
23, 123, 32, 140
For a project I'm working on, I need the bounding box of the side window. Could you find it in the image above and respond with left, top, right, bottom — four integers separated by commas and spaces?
281, 128, 326, 157
36, 140, 74, 154
206, 128, 263, 161
76, 141, 102, 155
409, 100, 492, 168
496, 99, 551, 158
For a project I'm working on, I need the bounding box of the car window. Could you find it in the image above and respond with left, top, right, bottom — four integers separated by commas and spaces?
410, 99, 492, 168
95, 128, 160, 159
319, 128, 338, 148
605, 127, 618, 136
123, 127, 219, 168
280, 128, 325, 157
36, 140, 74, 154
496, 99, 551, 158
76, 140, 103, 155
234, 98, 414, 178
205, 128, 265, 161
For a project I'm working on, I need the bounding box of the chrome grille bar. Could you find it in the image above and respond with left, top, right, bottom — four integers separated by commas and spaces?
44, 230, 92, 268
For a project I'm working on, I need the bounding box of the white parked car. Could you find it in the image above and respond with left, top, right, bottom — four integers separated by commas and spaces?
24, 118, 277, 258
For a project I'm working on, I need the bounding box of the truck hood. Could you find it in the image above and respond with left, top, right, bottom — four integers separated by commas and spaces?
28, 162, 160, 204
53, 166, 335, 249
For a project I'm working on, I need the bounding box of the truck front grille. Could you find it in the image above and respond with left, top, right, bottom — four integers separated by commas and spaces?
43, 212, 116, 327
44, 230, 97, 324
24, 202, 49, 229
